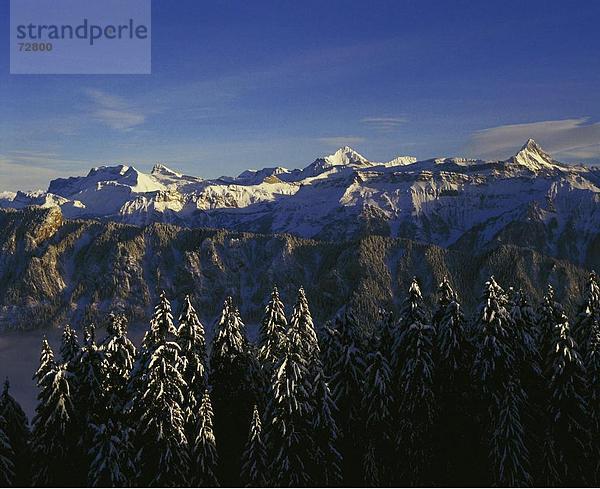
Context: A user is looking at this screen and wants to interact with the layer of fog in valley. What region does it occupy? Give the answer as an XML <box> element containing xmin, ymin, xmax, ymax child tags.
<box><xmin>0</xmin><ymin>326</ymin><xmax>145</xmax><ymax>418</ymax></box>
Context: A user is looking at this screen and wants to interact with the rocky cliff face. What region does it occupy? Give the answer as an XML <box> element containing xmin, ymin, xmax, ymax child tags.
<box><xmin>0</xmin><ymin>207</ymin><xmax>591</xmax><ymax>331</ymax></box>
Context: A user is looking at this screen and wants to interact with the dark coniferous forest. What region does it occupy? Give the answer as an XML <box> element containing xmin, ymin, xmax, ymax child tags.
<box><xmin>1</xmin><ymin>272</ymin><xmax>600</xmax><ymax>487</ymax></box>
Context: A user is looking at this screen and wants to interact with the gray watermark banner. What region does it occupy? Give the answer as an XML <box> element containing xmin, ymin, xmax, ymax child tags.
<box><xmin>10</xmin><ymin>0</ymin><xmax>151</xmax><ymax>74</ymax></box>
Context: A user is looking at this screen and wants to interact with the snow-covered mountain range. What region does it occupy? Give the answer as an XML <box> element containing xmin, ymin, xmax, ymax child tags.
<box><xmin>1</xmin><ymin>140</ymin><xmax>599</xmax><ymax>267</ymax></box>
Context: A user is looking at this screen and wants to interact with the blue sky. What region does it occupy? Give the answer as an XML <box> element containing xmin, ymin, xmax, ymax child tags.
<box><xmin>1</xmin><ymin>0</ymin><xmax>600</xmax><ymax>191</ymax></box>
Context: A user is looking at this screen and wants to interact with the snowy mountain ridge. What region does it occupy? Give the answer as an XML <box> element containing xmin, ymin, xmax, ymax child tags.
<box><xmin>1</xmin><ymin>140</ymin><xmax>598</xmax><ymax>267</ymax></box>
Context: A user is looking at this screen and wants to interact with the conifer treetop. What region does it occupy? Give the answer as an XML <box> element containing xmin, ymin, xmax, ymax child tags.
<box><xmin>587</xmin><ymin>271</ymin><xmax>599</xmax><ymax>296</ymax></box>
<box><xmin>198</xmin><ymin>390</ymin><xmax>215</xmax><ymax>433</ymax></box>
<box><xmin>586</xmin><ymin>319</ymin><xmax>600</xmax><ymax>360</ymax></box>
<box><xmin>149</xmin><ymin>290</ymin><xmax>177</xmax><ymax>343</ymax></box>
<box><xmin>34</xmin><ymin>338</ymin><xmax>56</xmax><ymax>384</ymax></box>
<box><xmin>211</xmin><ymin>296</ymin><xmax>247</xmax><ymax>359</ymax></box>
<box><xmin>60</xmin><ymin>324</ymin><xmax>79</xmax><ymax>364</ymax></box>
<box><xmin>194</xmin><ymin>389</ymin><xmax>219</xmax><ymax>486</ymax></box>
<box><xmin>241</xmin><ymin>404</ymin><xmax>268</xmax><ymax>487</ymax></box>
<box><xmin>83</xmin><ymin>324</ymin><xmax>96</xmax><ymax>346</ymax></box>
<box><xmin>178</xmin><ymin>295</ymin><xmax>206</xmax><ymax>345</ymax></box>
<box><xmin>409</xmin><ymin>276</ymin><xmax>423</xmax><ymax>300</ymax></box>
<box><xmin>289</xmin><ymin>286</ymin><xmax>319</xmax><ymax>356</ymax></box>
<box><xmin>248</xmin><ymin>404</ymin><xmax>262</xmax><ymax>439</ymax></box>
<box><xmin>106</xmin><ymin>313</ymin><xmax>127</xmax><ymax>338</ymax></box>
<box><xmin>176</xmin><ymin>294</ymin><xmax>207</xmax><ymax>424</ymax></box>
<box><xmin>258</xmin><ymin>285</ymin><xmax>288</xmax><ymax>364</ymax></box>
<box><xmin>396</xmin><ymin>277</ymin><xmax>430</xmax><ymax>339</ymax></box>
<box><xmin>437</xmin><ymin>277</ymin><xmax>457</xmax><ymax>307</ymax></box>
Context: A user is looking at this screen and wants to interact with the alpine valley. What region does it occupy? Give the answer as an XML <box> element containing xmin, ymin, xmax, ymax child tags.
<box><xmin>0</xmin><ymin>139</ymin><xmax>598</xmax><ymax>329</ymax></box>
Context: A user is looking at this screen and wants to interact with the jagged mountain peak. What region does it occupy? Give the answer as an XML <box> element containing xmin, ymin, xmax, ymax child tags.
<box><xmin>302</xmin><ymin>146</ymin><xmax>371</xmax><ymax>176</ymax></box>
<box><xmin>323</xmin><ymin>146</ymin><xmax>369</xmax><ymax>166</ymax></box>
<box><xmin>151</xmin><ymin>163</ymin><xmax>182</xmax><ymax>177</ymax></box>
<box><xmin>521</xmin><ymin>138</ymin><xmax>542</xmax><ymax>151</ymax></box>
<box><xmin>87</xmin><ymin>164</ymin><xmax>131</xmax><ymax>177</ymax></box>
<box><xmin>509</xmin><ymin>138</ymin><xmax>557</xmax><ymax>170</ymax></box>
<box><xmin>518</xmin><ymin>138</ymin><xmax>552</xmax><ymax>159</ymax></box>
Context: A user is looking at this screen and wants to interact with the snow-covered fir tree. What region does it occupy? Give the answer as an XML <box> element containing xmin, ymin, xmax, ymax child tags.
<box><xmin>434</xmin><ymin>278</ymin><xmax>471</xmax><ymax>376</ymax></box>
<box><xmin>0</xmin><ymin>380</ymin><xmax>30</xmax><ymax>487</ymax></box>
<box><xmin>60</xmin><ymin>324</ymin><xmax>79</xmax><ymax>368</ymax></box>
<box><xmin>257</xmin><ymin>286</ymin><xmax>288</xmax><ymax>403</ymax></box>
<box><xmin>74</xmin><ymin>325</ymin><xmax>106</xmax><ymax>422</ymax></box>
<box><xmin>88</xmin><ymin>420</ymin><xmax>136</xmax><ymax>487</ymax></box>
<box><xmin>393</xmin><ymin>277</ymin><xmax>437</xmax><ymax>485</ymax></box>
<box><xmin>135</xmin><ymin>292</ymin><xmax>189</xmax><ymax>486</ymax></box>
<box><xmin>193</xmin><ymin>390</ymin><xmax>219</xmax><ymax>487</ymax></box>
<box><xmin>34</xmin><ymin>338</ymin><xmax>55</xmax><ymax>393</ymax></box>
<box><xmin>85</xmin><ymin>314</ymin><xmax>137</xmax><ymax>486</ymax></box>
<box><xmin>328</xmin><ymin>307</ymin><xmax>365</xmax><ymax>483</ymax></box>
<box><xmin>375</xmin><ymin>308</ymin><xmax>395</xmax><ymax>365</ymax></box>
<box><xmin>16</xmin><ymin>275</ymin><xmax>600</xmax><ymax>487</ymax></box>
<box><xmin>176</xmin><ymin>295</ymin><xmax>207</xmax><ymax>435</ymax></box>
<box><xmin>432</xmin><ymin>278</ymin><xmax>477</xmax><ymax>485</ymax></box>
<box><xmin>510</xmin><ymin>289</ymin><xmax>545</xmax><ymax>482</ymax></box>
<box><xmin>101</xmin><ymin>313</ymin><xmax>136</xmax><ymax>416</ymax></box>
<box><xmin>319</xmin><ymin>321</ymin><xmax>339</xmax><ymax>378</ymax></box>
<box><xmin>537</xmin><ymin>285</ymin><xmax>565</xmax><ymax>361</ymax></box>
<box><xmin>311</xmin><ymin>369</ymin><xmax>342</xmax><ymax>486</ymax></box>
<box><xmin>240</xmin><ymin>405</ymin><xmax>268</xmax><ymax>487</ymax></box>
<box><xmin>472</xmin><ymin>277</ymin><xmax>516</xmax><ymax>395</ymax></box>
<box><xmin>126</xmin><ymin>331</ymin><xmax>153</xmax><ymax>429</ymax></box>
<box><xmin>574</xmin><ymin>271</ymin><xmax>600</xmax><ymax>358</ymax></box>
<box><xmin>268</xmin><ymin>326</ymin><xmax>314</xmax><ymax>486</ymax></box>
<box><xmin>489</xmin><ymin>379</ymin><xmax>531</xmax><ymax>486</ymax></box>
<box><xmin>544</xmin><ymin>314</ymin><xmax>590</xmax><ymax>485</ymax></box>
<box><xmin>72</xmin><ymin>324</ymin><xmax>107</xmax><ymax>483</ymax></box>
<box><xmin>31</xmin><ymin>355</ymin><xmax>77</xmax><ymax>487</ymax></box>
<box><xmin>209</xmin><ymin>296</ymin><xmax>256</xmax><ymax>485</ymax></box>
<box><xmin>510</xmin><ymin>289</ymin><xmax>540</xmax><ymax>367</ymax></box>
<box><xmin>362</xmin><ymin>351</ymin><xmax>393</xmax><ymax>486</ymax></box>
<box><xmin>472</xmin><ymin>277</ymin><xmax>530</xmax><ymax>486</ymax></box>
<box><xmin>0</xmin><ymin>415</ymin><xmax>14</xmax><ymax>487</ymax></box>
<box><xmin>258</xmin><ymin>286</ymin><xmax>287</xmax><ymax>367</ymax></box>
<box><xmin>510</xmin><ymin>289</ymin><xmax>542</xmax><ymax>393</ymax></box>
<box><xmin>391</xmin><ymin>277</ymin><xmax>430</xmax><ymax>375</ymax></box>
<box><xmin>288</xmin><ymin>287</ymin><xmax>320</xmax><ymax>368</ymax></box>
<box><xmin>585</xmin><ymin>318</ymin><xmax>600</xmax><ymax>485</ymax></box>
<box><xmin>247</xmin><ymin>341</ymin><xmax>265</xmax><ymax>410</ymax></box>
<box><xmin>127</xmin><ymin>292</ymin><xmax>179</xmax><ymax>423</ymax></box>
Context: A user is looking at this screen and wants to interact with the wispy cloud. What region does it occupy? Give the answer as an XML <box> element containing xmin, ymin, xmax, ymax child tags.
<box><xmin>0</xmin><ymin>154</ymin><xmax>73</xmax><ymax>192</ymax></box>
<box><xmin>86</xmin><ymin>89</ymin><xmax>147</xmax><ymax>132</ymax></box>
<box><xmin>468</xmin><ymin>118</ymin><xmax>600</xmax><ymax>162</ymax></box>
<box><xmin>1</xmin><ymin>150</ymin><xmax>83</xmax><ymax>169</ymax></box>
<box><xmin>361</xmin><ymin>116</ymin><xmax>407</xmax><ymax>132</ymax></box>
<box><xmin>317</xmin><ymin>136</ymin><xmax>366</xmax><ymax>147</ymax></box>
<box><xmin>72</xmin><ymin>40</ymin><xmax>412</xmax><ymax>137</ymax></box>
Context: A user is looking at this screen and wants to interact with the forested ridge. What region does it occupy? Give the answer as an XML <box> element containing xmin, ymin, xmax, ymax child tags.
<box><xmin>0</xmin><ymin>207</ymin><xmax>594</xmax><ymax>332</ymax></box>
<box><xmin>1</xmin><ymin>272</ymin><xmax>600</xmax><ymax>487</ymax></box>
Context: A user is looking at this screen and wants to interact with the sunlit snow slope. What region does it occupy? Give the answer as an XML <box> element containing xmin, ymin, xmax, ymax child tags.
<box><xmin>1</xmin><ymin>141</ymin><xmax>599</xmax><ymax>264</ymax></box>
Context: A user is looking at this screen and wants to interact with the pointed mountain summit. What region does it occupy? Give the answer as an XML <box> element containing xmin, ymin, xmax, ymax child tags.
<box><xmin>303</xmin><ymin>146</ymin><xmax>371</xmax><ymax>177</ymax></box>
<box><xmin>507</xmin><ymin>138</ymin><xmax>558</xmax><ymax>171</ymax></box>
<box><xmin>323</xmin><ymin>146</ymin><xmax>369</xmax><ymax>166</ymax></box>
<box><xmin>151</xmin><ymin>163</ymin><xmax>182</xmax><ymax>178</ymax></box>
